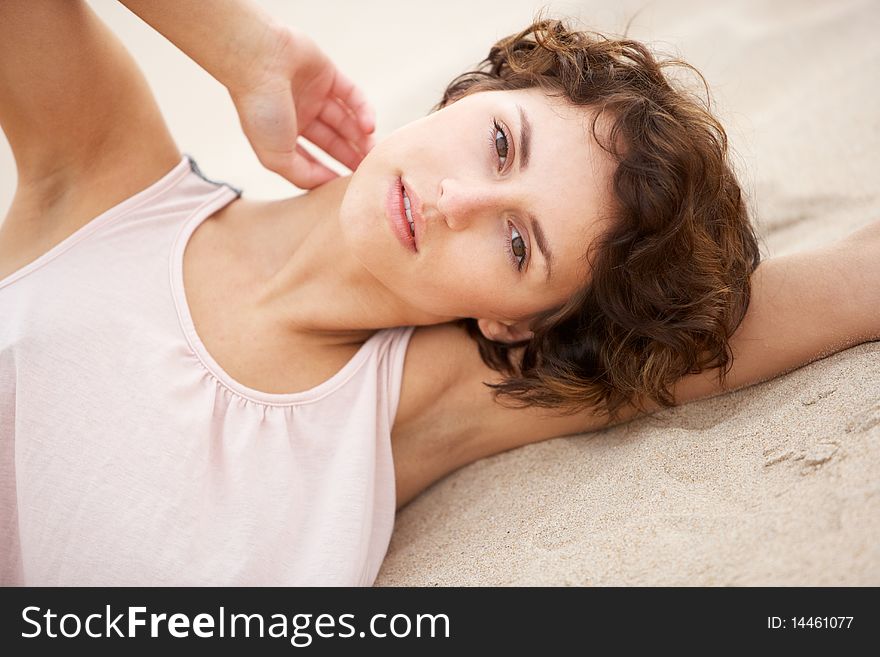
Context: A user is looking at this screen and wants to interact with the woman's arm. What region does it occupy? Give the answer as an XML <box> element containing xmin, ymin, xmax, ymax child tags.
<box><xmin>0</xmin><ymin>0</ymin><xmax>178</xmax><ymax>192</ymax></box>
<box><xmin>394</xmin><ymin>222</ymin><xmax>879</xmax><ymax>507</ymax></box>
<box><xmin>665</xmin><ymin>221</ymin><xmax>879</xmax><ymax>409</ymax></box>
<box><xmin>117</xmin><ymin>0</ymin><xmax>280</xmax><ymax>95</ymax></box>
<box><xmin>0</xmin><ymin>0</ymin><xmax>179</xmax><ymax>278</ymax></box>
<box><xmin>118</xmin><ymin>0</ymin><xmax>376</xmax><ymax>188</ymax></box>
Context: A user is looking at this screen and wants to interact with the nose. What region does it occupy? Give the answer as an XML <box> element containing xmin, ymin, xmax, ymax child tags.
<box><xmin>436</xmin><ymin>178</ymin><xmax>509</xmax><ymax>231</ymax></box>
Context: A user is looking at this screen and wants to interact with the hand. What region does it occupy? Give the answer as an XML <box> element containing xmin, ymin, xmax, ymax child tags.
<box><xmin>229</xmin><ymin>26</ymin><xmax>376</xmax><ymax>189</ymax></box>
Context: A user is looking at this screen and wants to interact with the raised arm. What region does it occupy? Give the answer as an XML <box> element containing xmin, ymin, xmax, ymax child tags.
<box><xmin>0</xmin><ymin>0</ymin><xmax>181</xmax><ymax>279</ymax></box>
<box><xmin>0</xmin><ymin>0</ymin><xmax>179</xmax><ymax>198</ymax></box>
<box><xmin>119</xmin><ymin>0</ymin><xmax>376</xmax><ymax>188</ymax></box>
<box><xmin>394</xmin><ymin>222</ymin><xmax>879</xmax><ymax>507</ymax></box>
<box><xmin>117</xmin><ymin>0</ymin><xmax>282</xmax><ymax>96</ymax></box>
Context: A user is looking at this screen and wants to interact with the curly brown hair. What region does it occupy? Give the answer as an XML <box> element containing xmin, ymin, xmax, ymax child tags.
<box><xmin>434</xmin><ymin>15</ymin><xmax>763</xmax><ymax>423</ymax></box>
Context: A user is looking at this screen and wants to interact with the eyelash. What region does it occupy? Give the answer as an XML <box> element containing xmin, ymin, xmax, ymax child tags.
<box><xmin>488</xmin><ymin>119</ymin><xmax>511</xmax><ymax>172</ymax></box>
<box><xmin>488</xmin><ymin>118</ymin><xmax>529</xmax><ymax>272</ymax></box>
<box><xmin>505</xmin><ymin>221</ymin><xmax>528</xmax><ymax>272</ymax></box>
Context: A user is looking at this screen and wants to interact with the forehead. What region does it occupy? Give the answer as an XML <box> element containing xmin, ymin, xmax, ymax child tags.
<box><xmin>479</xmin><ymin>88</ymin><xmax>617</xmax><ymax>288</ymax></box>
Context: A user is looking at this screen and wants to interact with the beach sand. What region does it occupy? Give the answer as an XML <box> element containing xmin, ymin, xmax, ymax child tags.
<box><xmin>1</xmin><ymin>0</ymin><xmax>877</xmax><ymax>585</ymax></box>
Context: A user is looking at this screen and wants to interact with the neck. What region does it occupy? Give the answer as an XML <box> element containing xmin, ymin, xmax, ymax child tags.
<box><xmin>253</xmin><ymin>175</ymin><xmax>453</xmax><ymax>346</ymax></box>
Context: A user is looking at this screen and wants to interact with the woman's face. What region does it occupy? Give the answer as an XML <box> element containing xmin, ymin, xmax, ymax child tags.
<box><xmin>339</xmin><ymin>87</ymin><xmax>616</xmax><ymax>340</ymax></box>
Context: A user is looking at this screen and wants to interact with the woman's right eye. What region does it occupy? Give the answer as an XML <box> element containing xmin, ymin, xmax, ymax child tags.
<box><xmin>488</xmin><ymin>119</ymin><xmax>510</xmax><ymax>171</ymax></box>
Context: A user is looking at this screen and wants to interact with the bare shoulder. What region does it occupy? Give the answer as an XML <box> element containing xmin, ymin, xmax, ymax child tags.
<box><xmin>393</xmin><ymin>322</ymin><xmax>478</xmax><ymax>441</ymax></box>
<box><xmin>391</xmin><ymin>322</ymin><xmax>628</xmax><ymax>507</ymax></box>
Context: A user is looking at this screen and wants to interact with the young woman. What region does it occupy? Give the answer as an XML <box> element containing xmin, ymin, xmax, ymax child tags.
<box><xmin>1</xmin><ymin>1</ymin><xmax>877</xmax><ymax>586</ymax></box>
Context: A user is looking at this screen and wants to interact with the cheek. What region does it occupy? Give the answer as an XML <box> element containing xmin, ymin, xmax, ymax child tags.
<box><xmin>409</xmin><ymin>256</ymin><xmax>504</xmax><ymax>317</ymax></box>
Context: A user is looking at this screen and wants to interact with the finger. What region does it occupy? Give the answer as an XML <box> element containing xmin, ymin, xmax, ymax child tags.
<box><xmin>282</xmin><ymin>140</ymin><xmax>339</xmax><ymax>189</ymax></box>
<box><xmin>317</xmin><ymin>99</ymin><xmax>373</xmax><ymax>155</ymax></box>
<box><xmin>330</xmin><ymin>69</ymin><xmax>376</xmax><ymax>134</ymax></box>
<box><xmin>302</xmin><ymin>119</ymin><xmax>368</xmax><ymax>171</ymax></box>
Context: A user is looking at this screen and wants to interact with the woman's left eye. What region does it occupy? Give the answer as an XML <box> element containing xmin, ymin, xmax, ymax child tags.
<box><xmin>506</xmin><ymin>222</ymin><xmax>528</xmax><ymax>272</ymax></box>
<box><xmin>489</xmin><ymin>119</ymin><xmax>510</xmax><ymax>171</ymax></box>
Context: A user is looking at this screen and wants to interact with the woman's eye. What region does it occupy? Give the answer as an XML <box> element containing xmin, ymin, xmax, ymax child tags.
<box><xmin>508</xmin><ymin>223</ymin><xmax>528</xmax><ymax>271</ymax></box>
<box><xmin>511</xmin><ymin>228</ymin><xmax>526</xmax><ymax>259</ymax></box>
<box><xmin>490</xmin><ymin>120</ymin><xmax>510</xmax><ymax>170</ymax></box>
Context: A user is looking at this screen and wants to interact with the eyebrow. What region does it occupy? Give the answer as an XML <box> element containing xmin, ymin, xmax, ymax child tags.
<box><xmin>528</xmin><ymin>213</ymin><xmax>553</xmax><ymax>282</ymax></box>
<box><xmin>516</xmin><ymin>104</ymin><xmax>553</xmax><ymax>282</ymax></box>
<box><xmin>517</xmin><ymin>103</ymin><xmax>532</xmax><ymax>171</ymax></box>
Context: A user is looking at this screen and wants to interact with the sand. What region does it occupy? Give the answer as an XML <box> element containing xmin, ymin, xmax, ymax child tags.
<box><xmin>1</xmin><ymin>0</ymin><xmax>877</xmax><ymax>585</ymax></box>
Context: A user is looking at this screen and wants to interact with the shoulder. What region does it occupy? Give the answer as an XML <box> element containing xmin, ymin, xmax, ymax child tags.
<box><xmin>391</xmin><ymin>322</ymin><xmax>622</xmax><ymax>507</ymax></box>
<box><xmin>391</xmin><ymin>322</ymin><xmax>480</xmax><ymax>507</ymax></box>
<box><xmin>394</xmin><ymin>322</ymin><xmax>475</xmax><ymax>445</ymax></box>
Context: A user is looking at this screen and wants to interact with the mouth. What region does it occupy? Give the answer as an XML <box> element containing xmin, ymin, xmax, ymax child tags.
<box><xmin>402</xmin><ymin>187</ymin><xmax>415</xmax><ymax>237</ymax></box>
<box><xmin>386</xmin><ymin>176</ymin><xmax>418</xmax><ymax>253</ymax></box>
<box><xmin>401</xmin><ymin>177</ymin><xmax>423</xmax><ymax>248</ymax></box>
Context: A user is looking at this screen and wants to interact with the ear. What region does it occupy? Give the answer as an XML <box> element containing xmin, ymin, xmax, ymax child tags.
<box><xmin>476</xmin><ymin>318</ymin><xmax>534</xmax><ymax>344</ymax></box>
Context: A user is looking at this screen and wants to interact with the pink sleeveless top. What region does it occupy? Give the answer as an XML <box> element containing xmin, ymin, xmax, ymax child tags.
<box><xmin>0</xmin><ymin>155</ymin><xmax>414</xmax><ymax>586</ymax></box>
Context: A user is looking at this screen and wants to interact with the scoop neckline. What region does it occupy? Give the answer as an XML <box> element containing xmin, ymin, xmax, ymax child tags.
<box><xmin>169</xmin><ymin>176</ymin><xmax>384</xmax><ymax>407</ymax></box>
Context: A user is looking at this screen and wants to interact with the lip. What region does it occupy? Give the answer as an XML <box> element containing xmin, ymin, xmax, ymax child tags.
<box><xmin>400</xmin><ymin>176</ymin><xmax>424</xmax><ymax>248</ymax></box>
<box><xmin>386</xmin><ymin>176</ymin><xmax>417</xmax><ymax>253</ymax></box>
